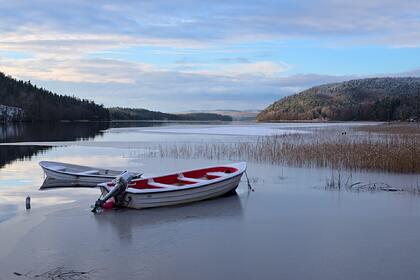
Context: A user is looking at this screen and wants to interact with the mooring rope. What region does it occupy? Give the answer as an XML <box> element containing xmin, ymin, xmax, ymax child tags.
<box><xmin>244</xmin><ymin>170</ymin><xmax>255</xmax><ymax>192</ymax></box>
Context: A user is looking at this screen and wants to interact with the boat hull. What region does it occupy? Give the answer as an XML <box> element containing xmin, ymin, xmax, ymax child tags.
<box><xmin>98</xmin><ymin>163</ymin><xmax>246</xmax><ymax>209</ymax></box>
<box><xmin>42</xmin><ymin>167</ymin><xmax>116</xmax><ymax>186</ymax></box>
<box><xmin>39</xmin><ymin>161</ymin><xmax>133</xmax><ymax>187</ymax></box>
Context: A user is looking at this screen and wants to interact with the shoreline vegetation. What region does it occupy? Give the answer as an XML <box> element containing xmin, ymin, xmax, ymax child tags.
<box><xmin>0</xmin><ymin>73</ymin><xmax>109</xmax><ymax>122</ymax></box>
<box><xmin>108</xmin><ymin>107</ymin><xmax>232</xmax><ymax>121</ymax></box>
<box><xmin>154</xmin><ymin>123</ymin><xmax>419</xmax><ymax>174</ymax></box>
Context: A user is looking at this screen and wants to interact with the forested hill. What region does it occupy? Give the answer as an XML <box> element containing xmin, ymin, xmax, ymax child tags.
<box><xmin>257</xmin><ymin>77</ymin><xmax>420</xmax><ymax>122</ymax></box>
<box><xmin>0</xmin><ymin>72</ymin><xmax>232</xmax><ymax>122</ymax></box>
<box><xmin>109</xmin><ymin>107</ymin><xmax>233</xmax><ymax>121</ymax></box>
<box><xmin>0</xmin><ymin>72</ymin><xmax>109</xmax><ymax>121</ymax></box>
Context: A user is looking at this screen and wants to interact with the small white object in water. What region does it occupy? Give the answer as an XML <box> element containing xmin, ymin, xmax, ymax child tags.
<box><xmin>26</xmin><ymin>195</ymin><xmax>31</xmax><ymax>209</ymax></box>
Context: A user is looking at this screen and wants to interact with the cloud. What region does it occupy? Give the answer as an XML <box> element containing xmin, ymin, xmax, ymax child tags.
<box><xmin>182</xmin><ymin>61</ymin><xmax>290</xmax><ymax>77</ymax></box>
<box><xmin>4</xmin><ymin>54</ymin><xmax>417</xmax><ymax>113</ymax></box>
<box><xmin>1</xmin><ymin>51</ymin><xmax>417</xmax><ymax>113</ymax></box>
<box><xmin>0</xmin><ymin>0</ymin><xmax>419</xmax><ymax>47</ymax></box>
<box><xmin>0</xmin><ymin>26</ymin><xmax>208</xmax><ymax>60</ymax></box>
<box><xmin>0</xmin><ymin>57</ymin><xmax>154</xmax><ymax>83</ymax></box>
<box><xmin>216</xmin><ymin>57</ymin><xmax>250</xmax><ymax>63</ymax></box>
<box><xmin>0</xmin><ymin>1</ymin><xmax>419</xmax><ymax>112</ymax></box>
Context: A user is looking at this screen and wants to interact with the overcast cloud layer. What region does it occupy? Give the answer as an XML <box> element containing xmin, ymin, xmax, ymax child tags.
<box><xmin>0</xmin><ymin>0</ymin><xmax>419</xmax><ymax>111</ymax></box>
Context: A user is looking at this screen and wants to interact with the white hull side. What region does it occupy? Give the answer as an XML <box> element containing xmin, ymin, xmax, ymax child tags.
<box><xmin>43</xmin><ymin>168</ymin><xmax>115</xmax><ymax>186</ymax></box>
<box><xmin>100</xmin><ymin>174</ymin><xmax>242</xmax><ymax>209</ymax></box>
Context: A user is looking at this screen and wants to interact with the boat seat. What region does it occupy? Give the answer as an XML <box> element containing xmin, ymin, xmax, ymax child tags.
<box><xmin>76</xmin><ymin>170</ymin><xmax>100</xmax><ymax>175</ymax></box>
<box><xmin>147</xmin><ymin>179</ymin><xmax>172</xmax><ymax>188</ymax></box>
<box><xmin>206</xmin><ymin>172</ymin><xmax>228</xmax><ymax>177</ymax></box>
<box><xmin>177</xmin><ymin>174</ymin><xmax>207</xmax><ymax>183</ymax></box>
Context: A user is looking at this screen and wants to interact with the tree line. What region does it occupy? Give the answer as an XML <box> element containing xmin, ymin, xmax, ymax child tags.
<box><xmin>109</xmin><ymin>107</ymin><xmax>232</xmax><ymax>121</ymax></box>
<box><xmin>0</xmin><ymin>72</ymin><xmax>110</xmax><ymax>122</ymax></box>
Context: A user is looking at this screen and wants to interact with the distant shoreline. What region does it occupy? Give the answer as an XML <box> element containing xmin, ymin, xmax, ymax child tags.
<box><xmin>257</xmin><ymin>119</ymin><xmax>384</xmax><ymax>123</ymax></box>
<box><xmin>108</xmin><ymin>119</ymin><xmax>234</xmax><ymax>123</ymax></box>
<box><xmin>3</xmin><ymin>119</ymin><xmax>418</xmax><ymax>125</ymax></box>
<box><xmin>0</xmin><ymin>119</ymin><xmax>236</xmax><ymax>124</ymax></box>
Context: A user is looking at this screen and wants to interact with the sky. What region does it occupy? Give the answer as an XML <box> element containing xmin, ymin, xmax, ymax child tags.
<box><xmin>0</xmin><ymin>0</ymin><xmax>419</xmax><ymax>112</ymax></box>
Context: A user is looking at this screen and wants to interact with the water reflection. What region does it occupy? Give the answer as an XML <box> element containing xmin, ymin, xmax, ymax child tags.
<box><xmin>0</xmin><ymin>145</ymin><xmax>51</xmax><ymax>169</ymax></box>
<box><xmin>0</xmin><ymin>122</ymin><xmax>110</xmax><ymax>169</ymax></box>
<box><xmin>39</xmin><ymin>177</ymin><xmax>97</xmax><ymax>189</ymax></box>
<box><xmin>93</xmin><ymin>193</ymin><xmax>243</xmax><ymax>243</ymax></box>
<box><xmin>0</xmin><ymin>122</ymin><xmax>110</xmax><ymax>143</ymax></box>
<box><xmin>0</xmin><ymin>121</ymin><xmax>192</xmax><ymax>170</ymax></box>
<box><xmin>108</xmin><ymin>121</ymin><xmax>166</xmax><ymax>128</ymax></box>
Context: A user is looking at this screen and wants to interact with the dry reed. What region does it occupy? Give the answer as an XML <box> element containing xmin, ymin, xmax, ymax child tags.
<box><xmin>356</xmin><ymin>122</ymin><xmax>420</xmax><ymax>135</ymax></box>
<box><xmin>156</xmin><ymin>127</ymin><xmax>419</xmax><ymax>173</ymax></box>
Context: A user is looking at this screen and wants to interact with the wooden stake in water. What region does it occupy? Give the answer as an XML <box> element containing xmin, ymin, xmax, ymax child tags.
<box><xmin>26</xmin><ymin>195</ymin><xmax>31</xmax><ymax>209</ymax></box>
<box><xmin>245</xmin><ymin>171</ymin><xmax>255</xmax><ymax>192</ymax></box>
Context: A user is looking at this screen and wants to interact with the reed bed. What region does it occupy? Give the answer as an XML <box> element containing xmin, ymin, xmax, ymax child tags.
<box><xmin>356</xmin><ymin>122</ymin><xmax>420</xmax><ymax>135</ymax></box>
<box><xmin>156</xmin><ymin>128</ymin><xmax>419</xmax><ymax>173</ymax></box>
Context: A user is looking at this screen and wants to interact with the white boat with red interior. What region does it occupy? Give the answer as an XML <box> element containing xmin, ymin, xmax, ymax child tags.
<box><xmin>96</xmin><ymin>162</ymin><xmax>246</xmax><ymax>210</ymax></box>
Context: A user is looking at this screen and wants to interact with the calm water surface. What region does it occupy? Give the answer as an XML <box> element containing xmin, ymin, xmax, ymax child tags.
<box><xmin>0</xmin><ymin>122</ymin><xmax>419</xmax><ymax>280</ymax></box>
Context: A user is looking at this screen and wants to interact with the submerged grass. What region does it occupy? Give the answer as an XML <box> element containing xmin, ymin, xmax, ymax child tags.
<box><xmin>155</xmin><ymin>125</ymin><xmax>419</xmax><ymax>173</ymax></box>
<box><xmin>324</xmin><ymin>169</ymin><xmax>403</xmax><ymax>192</ymax></box>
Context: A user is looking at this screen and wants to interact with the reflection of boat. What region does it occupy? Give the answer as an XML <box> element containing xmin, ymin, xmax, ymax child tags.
<box><xmin>93</xmin><ymin>193</ymin><xmax>244</xmax><ymax>240</ymax></box>
<box><xmin>39</xmin><ymin>177</ymin><xmax>96</xmax><ymax>189</ymax></box>
<box><xmin>40</xmin><ymin>177</ymin><xmax>77</xmax><ymax>189</ymax></box>
<box><xmin>39</xmin><ymin>161</ymin><xmax>139</xmax><ymax>187</ymax></box>
<box><xmin>96</xmin><ymin>162</ymin><xmax>246</xmax><ymax>209</ymax></box>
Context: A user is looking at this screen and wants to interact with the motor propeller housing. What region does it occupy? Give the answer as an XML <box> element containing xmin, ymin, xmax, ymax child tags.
<box><xmin>91</xmin><ymin>171</ymin><xmax>136</xmax><ymax>213</ymax></box>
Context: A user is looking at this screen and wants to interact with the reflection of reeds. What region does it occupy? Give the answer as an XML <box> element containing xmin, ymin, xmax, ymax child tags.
<box><xmin>156</xmin><ymin>129</ymin><xmax>419</xmax><ymax>173</ymax></box>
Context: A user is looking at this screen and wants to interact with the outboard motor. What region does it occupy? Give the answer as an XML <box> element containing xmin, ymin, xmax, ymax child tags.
<box><xmin>91</xmin><ymin>171</ymin><xmax>135</xmax><ymax>213</ymax></box>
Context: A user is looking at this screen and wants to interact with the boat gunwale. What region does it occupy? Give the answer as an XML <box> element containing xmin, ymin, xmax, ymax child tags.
<box><xmin>126</xmin><ymin>175</ymin><xmax>241</xmax><ymax>199</ymax></box>
<box><xmin>39</xmin><ymin>161</ymin><xmax>122</xmax><ymax>179</ymax></box>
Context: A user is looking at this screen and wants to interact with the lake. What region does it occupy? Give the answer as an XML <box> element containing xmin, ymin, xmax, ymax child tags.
<box><xmin>0</xmin><ymin>121</ymin><xmax>419</xmax><ymax>280</ymax></box>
